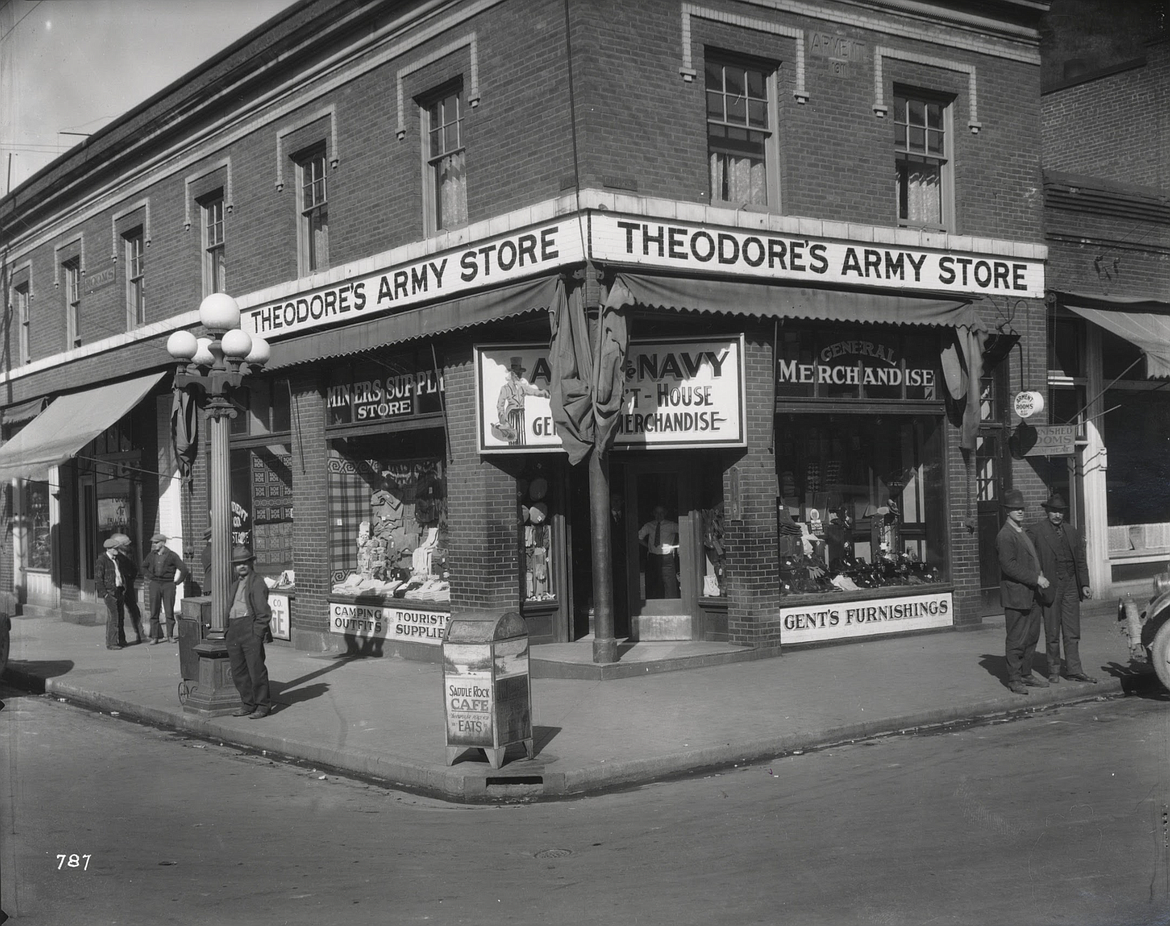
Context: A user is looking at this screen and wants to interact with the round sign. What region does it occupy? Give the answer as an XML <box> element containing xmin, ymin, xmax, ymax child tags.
<box><xmin>1013</xmin><ymin>391</ymin><xmax>1045</xmax><ymax>419</ymax></box>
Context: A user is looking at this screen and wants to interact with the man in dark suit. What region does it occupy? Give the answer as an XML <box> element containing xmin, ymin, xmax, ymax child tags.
<box><xmin>96</xmin><ymin>537</ymin><xmax>130</xmax><ymax>650</ymax></box>
<box><xmin>225</xmin><ymin>545</ymin><xmax>273</xmax><ymax>719</ymax></box>
<box><xmin>1028</xmin><ymin>493</ymin><xmax>1096</xmax><ymax>683</ymax></box>
<box><xmin>996</xmin><ymin>489</ymin><xmax>1051</xmax><ymax>695</ymax></box>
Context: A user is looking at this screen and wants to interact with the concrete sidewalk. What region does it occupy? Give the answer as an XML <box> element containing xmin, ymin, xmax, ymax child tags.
<box><xmin>1</xmin><ymin>601</ymin><xmax>1154</xmax><ymax>802</ymax></box>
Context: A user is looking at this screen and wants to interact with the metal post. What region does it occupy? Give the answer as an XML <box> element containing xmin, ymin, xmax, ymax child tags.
<box><xmin>590</xmin><ymin>448</ymin><xmax>617</xmax><ymax>664</ymax></box>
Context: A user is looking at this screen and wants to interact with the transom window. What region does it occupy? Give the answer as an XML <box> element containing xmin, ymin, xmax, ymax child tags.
<box><xmin>201</xmin><ymin>191</ymin><xmax>226</xmax><ymax>296</ymax></box>
<box><xmin>706</xmin><ymin>56</ymin><xmax>774</xmax><ymax>207</ymax></box>
<box><xmin>424</xmin><ymin>86</ymin><xmax>467</xmax><ymax>233</ymax></box>
<box><xmin>124</xmin><ymin>227</ymin><xmax>145</xmax><ymax>328</ymax></box>
<box><xmin>63</xmin><ymin>257</ymin><xmax>81</xmax><ymax>349</ymax></box>
<box><xmin>894</xmin><ymin>92</ymin><xmax>951</xmax><ymax>230</ymax></box>
<box><xmin>296</xmin><ymin>147</ymin><xmax>329</xmax><ymax>273</ymax></box>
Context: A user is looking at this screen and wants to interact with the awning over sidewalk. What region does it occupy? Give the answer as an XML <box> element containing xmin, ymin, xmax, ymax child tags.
<box><xmin>605</xmin><ymin>272</ymin><xmax>978</xmax><ymax>329</ymax></box>
<box><xmin>265</xmin><ymin>274</ymin><xmax>561</xmax><ymax>371</ymax></box>
<box><xmin>1060</xmin><ymin>292</ymin><xmax>1170</xmax><ymax>378</ymax></box>
<box><xmin>0</xmin><ymin>371</ymin><xmax>165</xmax><ymax>483</ymax></box>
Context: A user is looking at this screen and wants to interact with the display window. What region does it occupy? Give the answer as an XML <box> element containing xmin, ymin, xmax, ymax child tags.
<box><xmin>775</xmin><ymin>413</ymin><xmax>947</xmax><ymax>595</ymax></box>
<box><xmin>697</xmin><ymin>467</ymin><xmax>726</xmax><ymax>598</ymax></box>
<box><xmin>1103</xmin><ymin>387</ymin><xmax>1170</xmax><ymax>555</ymax></box>
<box><xmin>230</xmin><ymin>444</ymin><xmax>294</xmax><ymax>583</ymax></box>
<box><xmin>328</xmin><ymin>431</ymin><xmax>448</xmax><ymax>603</ymax></box>
<box><xmin>517</xmin><ymin>460</ymin><xmax>557</xmax><ymax>604</ymax></box>
<box><xmin>25</xmin><ymin>481</ymin><xmax>51</xmax><ymax>571</ymax></box>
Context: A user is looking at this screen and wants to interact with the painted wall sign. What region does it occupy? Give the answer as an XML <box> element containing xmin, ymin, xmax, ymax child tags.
<box><xmin>1023</xmin><ymin>424</ymin><xmax>1078</xmax><ymax>457</ymax></box>
<box><xmin>327</xmin><ymin>366</ymin><xmax>444</xmax><ymax>425</ymax></box>
<box><xmin>443</xmin><ymin>643</ymin><xmax>495</xmax><ymax>744</ymax></box>
<box><xmin>241</xmin><ymin>220</ymin><xmax>582</xmax><ymax>339</ymax></box>
<box><xmin>780</xmin><ymin>591</ymin><xmax>953</xmax><ymax>644</ymax></box>
<box><xmin>777</xmin><ymin>338</ymin><xmax>936</xmax><ymax>392</ymax></box>
<box><xmin>269</xmin><ymin>593</ymin><xmax>291</xmax><ymax>641</ymax></box>
<box><xmin>328</xmin><ymin>601</ymin><xmax>449</xmax><ymax>644</ymax></box>
<box><xmin>476</xmin><ymin>335</ymin><xmax>746</xmax><ymax>453</ymax></box>
<box><xmin>85</xmin><ymin>266</ymin><xmax>115</xmax><ymax>295</ymax></box>
<box><xmin>590</xmin><ymin>213</ymin><xmax>1045</xmax><ymax>297</ymax></box>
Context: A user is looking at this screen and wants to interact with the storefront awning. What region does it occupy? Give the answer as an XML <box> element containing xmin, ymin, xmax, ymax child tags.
<box><xmin>605</xmin><ymin>273</ymin><xmax>978</xmax><ymax>329</ymax></box>
<box><xmin>0</xmin><ymin>372</ymin><xmax>165</xmax><ymax>483</ymax></box>
<box><xmin>265</xmin><ymin>274</ymin><xmax>561</xmax><ymax>371</ymax></box>
<box><xmin>1060</xmin><ymin>292</ymin><xmax>1170</xmax><ymax>379</ymax></box>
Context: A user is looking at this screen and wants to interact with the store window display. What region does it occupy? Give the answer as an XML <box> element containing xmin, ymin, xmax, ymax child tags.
<box><xmin>775</xmin><ymin>413</ymin><xmax>946</xmax><ymax>595</ymax></box>
<box><xmin>328</xmin><ymin>436</ymin><xmax>449</xmax><ymax>603</ymax></box>
<box><xmin>518</xmin><ymin>464</ymin><xmax>556</xmax><ymax>603</ymax></box>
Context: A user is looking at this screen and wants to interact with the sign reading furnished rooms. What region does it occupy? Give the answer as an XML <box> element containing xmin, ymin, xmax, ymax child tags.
<box><xmin>476</xmin><ymin>335</ymin><xmax>746</xmax><ymax>453</ymax></box>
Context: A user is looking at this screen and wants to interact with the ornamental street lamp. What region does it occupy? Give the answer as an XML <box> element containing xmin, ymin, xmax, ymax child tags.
<box><xmin>167</xmin><ymin>293</ymin><xmax>269</xmax><ymax>715</ymax></box>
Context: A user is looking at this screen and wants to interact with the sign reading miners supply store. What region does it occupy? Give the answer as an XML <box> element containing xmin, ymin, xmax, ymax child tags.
<box><xmin>590</xmin><ymin>213</ymin><xmax>1045</xmax><ymax>297</ymax></box>
<box><xmin>476</xmin><ymin>335</ymin><xmax>746</xmax><ymax>453</ymax></box>
<box><xmin>326</xmin><ymin>354</ymin><xmax>444</xmax><ymax>426</ymax></box>
<box><xmin>240</xmin><ymin>219</ymin><xmax>583</xmax><ymax>339</ymax></box>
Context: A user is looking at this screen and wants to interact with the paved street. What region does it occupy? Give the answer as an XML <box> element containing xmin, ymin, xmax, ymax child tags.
<box><xmin>2</xmin><ymin>684</ymin><xmax>1167</xmax><ymax>926</ymax></box>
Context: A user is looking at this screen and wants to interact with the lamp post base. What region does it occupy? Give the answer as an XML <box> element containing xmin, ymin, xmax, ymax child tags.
<box><xmin>181</xmin><ymin>637</ymin><xmax>241</xmax><ymax>716</ymax></box>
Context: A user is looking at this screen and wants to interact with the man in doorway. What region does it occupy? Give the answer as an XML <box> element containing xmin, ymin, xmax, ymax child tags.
<box><xmin>141</xmin><ymin>533</ymin><xmax>193</xmax><ymax>644</ymax></box>
<box><xmin>995</xmin><ymin>489</ymin><xmax>1050</xmax><ymax>695</ymax></box>
<box><xmin>638</xmin><ymin>505</ymin><xmax>680</xmax><ymax>599</ymax></box>
<box><xmin>1028</xmin><ymin>493</ymin><xmax>1095</xmax><ymax>683</ymax></box>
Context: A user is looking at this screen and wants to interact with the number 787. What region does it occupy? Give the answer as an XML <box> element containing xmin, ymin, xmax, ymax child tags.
<box><xmin>57</xmin><ymin>854</ymin><xmax>91</xmax><ymax>870</ymax></box>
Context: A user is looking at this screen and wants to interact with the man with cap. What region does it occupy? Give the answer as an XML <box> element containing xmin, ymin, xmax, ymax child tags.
<box><xmin>1028</xmin><ymin>493</ymin><xmax>1095</xmax><ymax>683</ymax></box>
<box><xmin>141</xmin><ymin>533</ymin><xmax>193</xmax><ymax>644</ymax></box>
<box><xmin>225</xmin><ymin>545</ymin><xmax>272</xmax><ymax>719</ymax></box>
<box><xmin>111</xmin><ymin>533</ymin><xmax>145</xmax><ymax>645</ymax></box>
<box><xmin>996</xmin><ymin>489</ymin><xmax>1051</xmax><ymax>695</ymax></box>
<box><xmin>96</xmin><ymin>536</ymin><xmax>132</xmax><ymax>649</ymax></box>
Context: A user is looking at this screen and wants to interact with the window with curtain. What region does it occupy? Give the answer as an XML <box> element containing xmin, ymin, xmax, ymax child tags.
<box><xmin>706</xmin><ymin>56</ymin><xmax>774</xmax><ymax>207</ymax></box>
<box><xmin>894</xmin><ymin>92</ymin><xmax>951</xmax><ymax>230</ymax></box>
<box><xmin>424</xmin><ymin>85</ymin><xmax>467</xmax><ymax>233</ymax></box>
<box><xmin>295</xmin><ymin>146</ymin><xmax>329</xmax><ymax>273</ymax></box>
<box><xmin>123</xmin><ymin>227</ymin><xmax>145</xmax><ymax>328</ymax></box>
<box><xmin>200</xmin><ymin>191</ymin><xmax>226</xmax><ymax>296</ymax></box>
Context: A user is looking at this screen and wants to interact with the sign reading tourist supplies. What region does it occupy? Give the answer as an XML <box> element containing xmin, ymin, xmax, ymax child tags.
<box><xmin>780</xmin><ymin>591</ymin><xmax>953</xmax><ymax>644</ymax></box>
<box><xmin>328</xmin><ymin>601</ymin><xmax>450</xmax><ymax>644</ymax></box>
<box><xmin>476</xmin><ymin>335</ymin><xmax>746</xmax><ymax>453</ymax></box>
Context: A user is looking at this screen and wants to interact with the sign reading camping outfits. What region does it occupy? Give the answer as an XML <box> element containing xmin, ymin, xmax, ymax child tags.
<box><xmin>240</xmin><ymin>220</ymin><xmax>581</xmax><ymax>339</ymax></box>
<box><xmin>476</xmin><ymin>336</ymin><xmax>746</xmax><ymax>453</ymax></box>
<box><xmin>590</xmin><ymin>213</ymin><xmax>1045</xmax><ymax>298</ymax></box>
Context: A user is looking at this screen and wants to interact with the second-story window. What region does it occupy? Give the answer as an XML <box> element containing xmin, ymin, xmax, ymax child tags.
<box><xmin>706</xmin><ymin>56</ymin><xmax>776</xmax><ymax>207</ymax></box>
<box><xmin>124</xmin><ymin>227</ymin><xmax>145</xmax><ymax>328</ymax></box>
<box><xmin>13</xmin><ymin>282</ymin><xmax>30</xmax><ymax>365</ymax></box>
<box><xmin>296</xmin><ymin>147</ymin><xmax>329</xmax><ymax>274</ymax></box>
<box><xmin>423</xmin><ymin>85</ymin><xmax>467</xmax><ymax>233</ymax></box>
<box><xmin>63</xmin><ymin>258</ymin><xmax>81</xmax><ymax>349</ymax></box>
<box><xmin>201</xmin><ymin>191</ymin><xmax>226</xmax><ymax>296</ymax></box>
<box><xmin>894</xmin><ymin>92</ymin><xmax>952</xmax><ymax>231</ymax></box>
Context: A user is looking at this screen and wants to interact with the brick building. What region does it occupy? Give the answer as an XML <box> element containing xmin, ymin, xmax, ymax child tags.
<box><xmin>0</xmin><ymin>0</ymin><xmax>1053</xmax><ymax>663</ymax></box>
<box><xmin>1041</xmin><ymin>30</ymin><xmax>1170</xmax><ymax>599</ymax></box>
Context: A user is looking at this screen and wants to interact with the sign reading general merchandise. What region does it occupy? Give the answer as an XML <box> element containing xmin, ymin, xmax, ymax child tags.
<box><xmin>780</xmin><ymin>591</ymin><xmax>953</xmax><ymax>644</ymax></box>
<box><xmin>241</xmin><ymin>220</ymin><xmax>582</xmax><ymax>339</ymax></box>
<box><xmin>328</xmin><ymin>601</ymin><xmax>449</xmax><ymax>644</ymax></box>
<box><xmin>476</xmin><ymin>335</ymin><xmax>746</xmax><ymax>453</ymax></box>
<box><xmin>590</xmin><ymin>213</ymin><xmax>1045</xmax><ymax>297</ymax></box>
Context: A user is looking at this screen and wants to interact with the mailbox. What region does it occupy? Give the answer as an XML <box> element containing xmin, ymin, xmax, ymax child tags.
<box><xmin>442</xmin><ymin>609</ymin><xmax>534</xmax><ymax>769</ymax></box>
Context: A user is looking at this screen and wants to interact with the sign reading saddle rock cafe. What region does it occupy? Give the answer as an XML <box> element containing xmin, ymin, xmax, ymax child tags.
<box><xmin>477</xmin><ymin>335</ymin><xmax>746</xmax><ymax>453</ymax></box>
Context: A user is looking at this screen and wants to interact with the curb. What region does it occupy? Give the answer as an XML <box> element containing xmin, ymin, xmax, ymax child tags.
<box><xmin>4</xmin><ymin>665</ymin><xmax>1150</xmax><ymax>803</ymax></box>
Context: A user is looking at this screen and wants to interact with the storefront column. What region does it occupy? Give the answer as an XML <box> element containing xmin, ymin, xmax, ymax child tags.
<box><xmin>289</xmin><ymin>369</ymin><xmax>330</xmax><ymax>649</ymax></box>
<box><xmin>1082</xmin><ymin>326</ymin><xmax>1111</xmax><ymax>593</ymax></box>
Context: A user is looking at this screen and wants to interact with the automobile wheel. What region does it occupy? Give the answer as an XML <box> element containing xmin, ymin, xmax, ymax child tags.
<box><xmin>1150</xmin><ymin>620</ymin><xmax>1170</xmax><ymax>692</ymax></box>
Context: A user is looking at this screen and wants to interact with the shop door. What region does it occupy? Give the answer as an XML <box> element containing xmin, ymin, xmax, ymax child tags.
<box><xmin>79</xmin><ymin>474</ymin><xmax>97</xmax><ymax>594</ymax></box>
<box><xmin>624</xmin><ymin>461</ymin><xmax>697</xmax><ymax>633</ymax></box>
<box><xmin>976</xmin><ymin>365</ymin><xmax>1012</xmax><ymax>615</ymax></box>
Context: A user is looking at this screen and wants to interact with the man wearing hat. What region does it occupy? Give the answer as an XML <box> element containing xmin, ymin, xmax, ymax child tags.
<box><xmin>1028</xmin><ymin>493</ymin><xmax>1095</xmax><ymax>683</ymax></box>
<box><xmin>111</xmin><ymin>533</ymin><xmax>145</xmax><ymax>645</ymax></box>
<box><xmin>495</xmin><ymin>356</ymin><xmax>549</xmax><ymax>446</ymax></box>
<box><xmin>96</xmin><ymin>537</ymin><xmax>132</xmax><ymax>650</ymax></box>
<box><xmin>224</xmin><ymin>545</ymin><xmax>272</xmax><ymax>719</ymax></box>
<box><xmin>996</xmin><ymin>489</ymin><xmax>1051</xmax><ymax>695</ymax></box>
<box><xmin>141</xmin><ymin>533</ymin><xmax>193</xmax><ymax>644</ymax></box>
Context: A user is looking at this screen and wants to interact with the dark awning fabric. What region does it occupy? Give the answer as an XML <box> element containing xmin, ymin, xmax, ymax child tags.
<box><xmin>0</xmin><ymin>372</ymin><xmax>165</xmax><ymax>483</ymax></box>
<box><xmin>265</xmin><ymin>274</ymin><xmax>561</xmax><ymax>371</ymax></box>
<box><xmin>0</xmin><ymin>396</ymin><xmax>48</xmax><ymax>427</ymax></box>
<box><xmin>605</xmin><ymin>273</ymin><xmax>978</xmax><ymax>329</ymax></box>
<box><xmin>1060</xmin><ymin>292</ymin><xmax>1170</xmax><ymax>379</ymax></box>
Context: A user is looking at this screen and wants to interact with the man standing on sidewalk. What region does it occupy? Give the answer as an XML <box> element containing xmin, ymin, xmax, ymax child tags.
<box><xmin>996</xmin><ymin>490</ymin><xmax>1051</xmax><ymax>695</ymax></box>
<box><xmin>225</xmin><ymin>545</ymin><xmax>273</xmax><ymax>719</ymax></box>
<box><xmin>141</xmin><ymin>533</ymin><xmax>192</xmax><ymax>644</ymax></box>
<box><xmin>1029</xmin><ymin>493</ymin><xmax>1096</xmax><ymax>684</ymax></box>
<box><xmin>97</xmin><ymin>537</ymin><xmax>130</xmax><ymax>650</ymax></box>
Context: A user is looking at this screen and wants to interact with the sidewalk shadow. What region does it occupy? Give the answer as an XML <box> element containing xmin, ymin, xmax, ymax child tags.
<box><xmin>3</xmin><ymin>659</ymin><xmax>76</xmax><ymax>693</ymax></box>
<box><xmin>446</xmin><ymin>725</ymin><xmax>561</xmax><ymax>766</ymax></box>
<box><xmin>271</xmin><ymin>681</ymin><xmax>330</xmax><ymax>708</ymax></box>
<box><xmin>1103</xmin><ymin>659</ymin><xmax>1168</xmax><ymax>700</ymax></box>
<box><xmin>977</xmin><ymin>654</ymin><xmax>1014</xmax><ymax>690</ymax></box>
<box><xmin>341</xmin><ymin>636</ymin><xmax>384</xmax><ymax>658</ymax></box>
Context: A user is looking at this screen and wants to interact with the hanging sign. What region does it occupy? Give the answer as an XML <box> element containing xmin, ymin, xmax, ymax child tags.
<box><xmin>1013</xmin><ymin>391</ymin><xmax>1045</xmax><ymax>419</ymax></box>
<box><xmin>1023</xmin><ymin>424</ymin><xmax>1078</xmax><ymax>457</ymax></box>
<box><xmin>476</xmin><ymin>335</ymin><xmax>746</xmax><ymax>453</ymax></box>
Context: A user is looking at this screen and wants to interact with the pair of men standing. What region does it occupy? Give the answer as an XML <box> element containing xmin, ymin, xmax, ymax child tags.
<box><xmin>99</xmin><ymin>532</ymin><xmax>193</xmax><ymax>647</ymax></box>
<box><xmin>996</xmin><ymin>490</ymin><xmax>1097</xmax><ymax>695</ymax></box>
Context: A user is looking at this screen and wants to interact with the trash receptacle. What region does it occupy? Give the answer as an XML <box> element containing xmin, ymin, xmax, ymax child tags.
<box><xmin>442</xmin><ymin>610</ymin><xmax>533</xmax><ymax>769</ymax></box>
<box><xmin>178</xmin><ymin>597</ymin><xmax>211</xmax><ymax>681</ymax></box>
